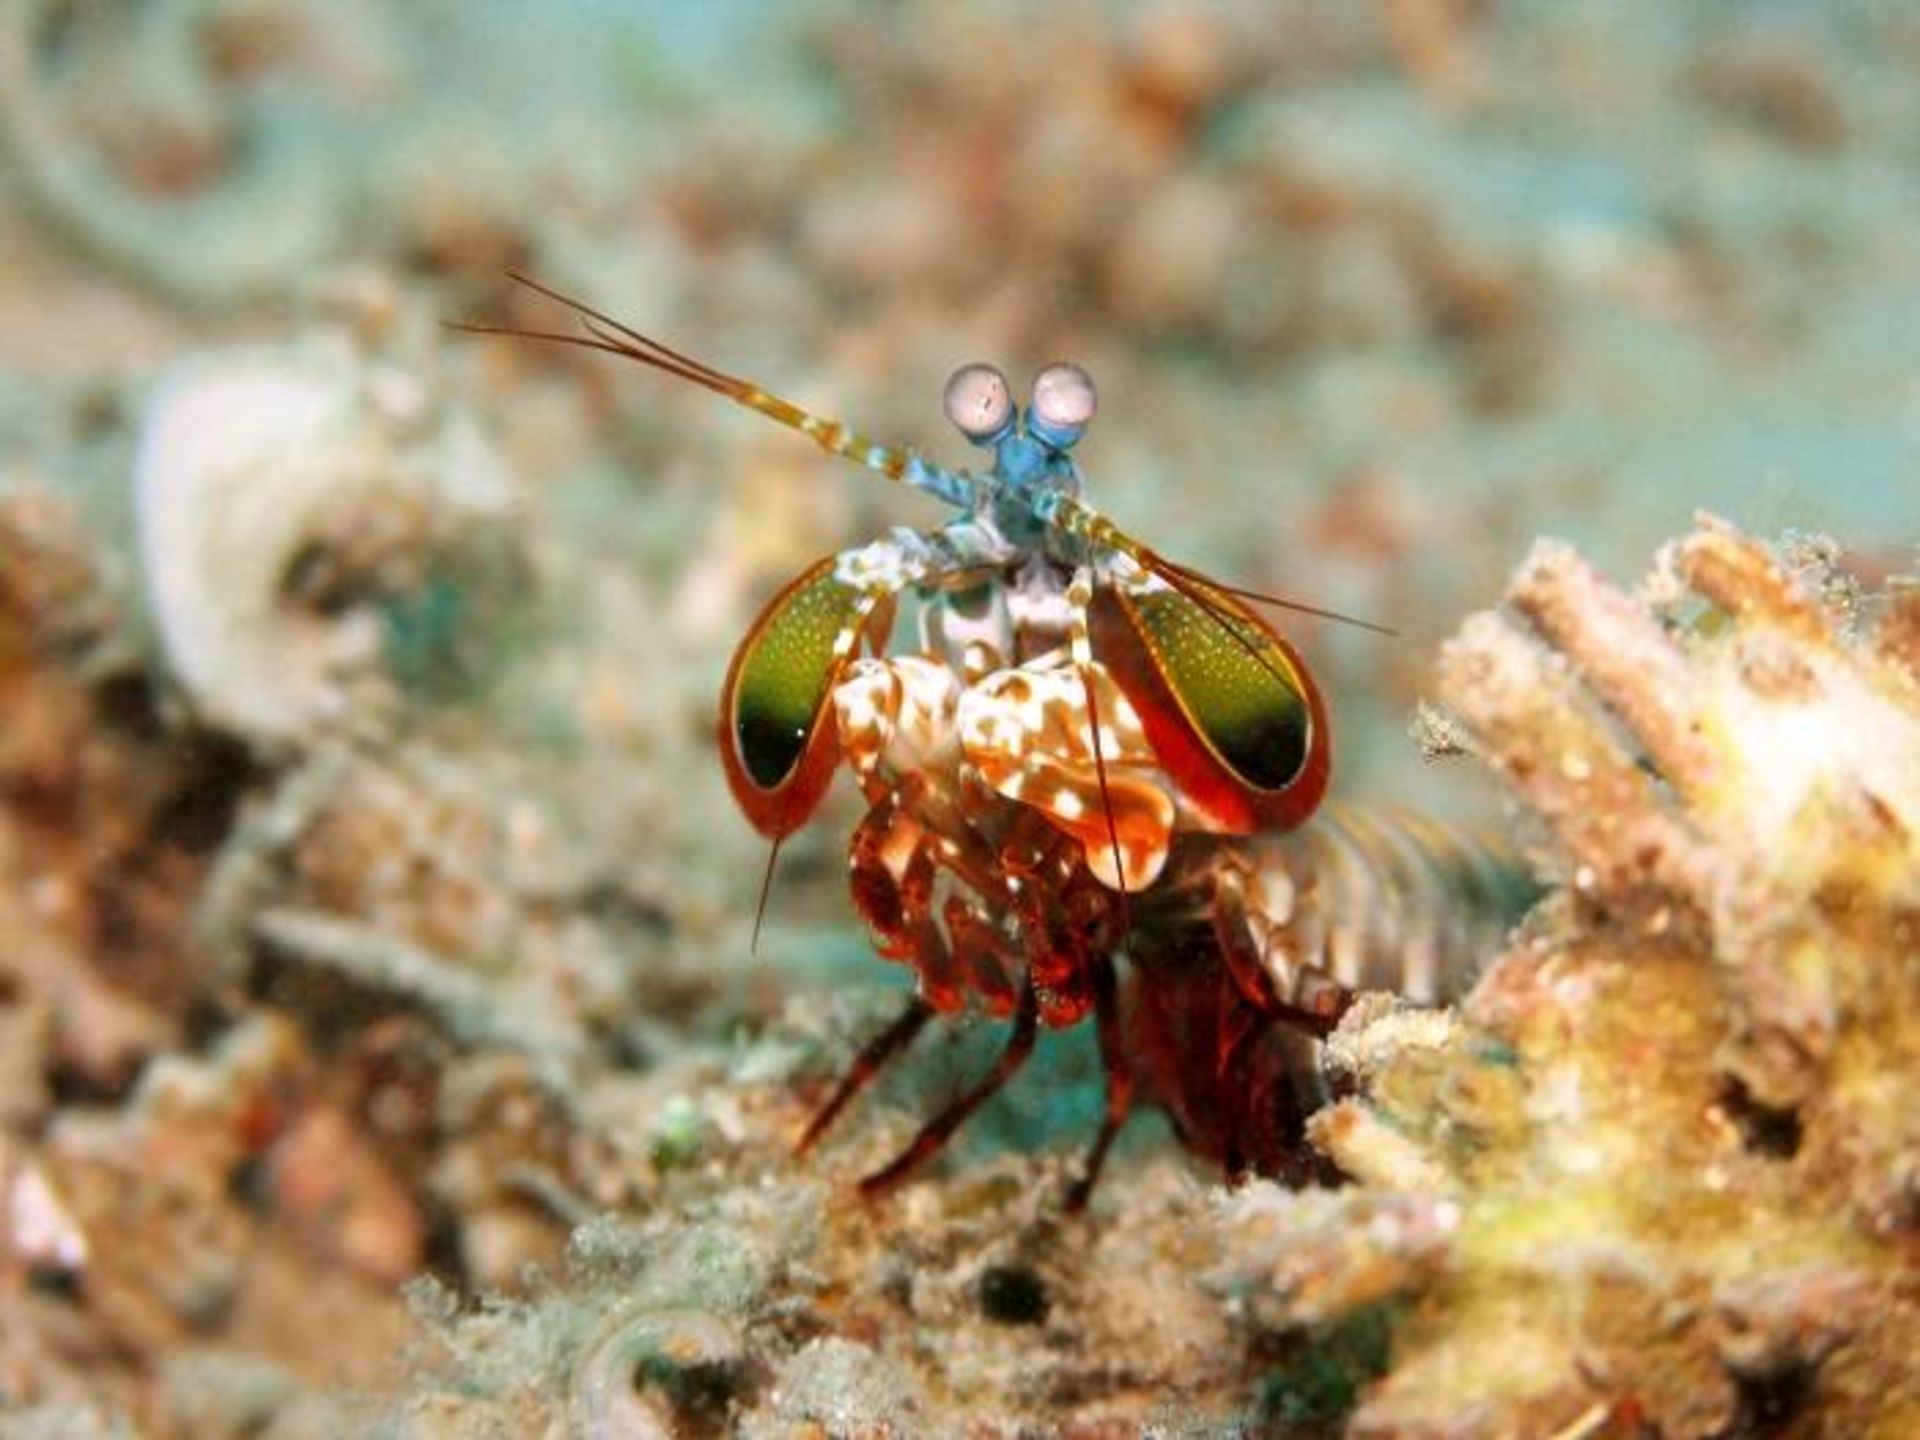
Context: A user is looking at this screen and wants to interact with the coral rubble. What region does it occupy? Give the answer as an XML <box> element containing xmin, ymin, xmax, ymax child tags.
<box><xmin>134</xmin><ymin>310</ymin><xmax>516</xmax><ymax>744</ymax></box>
<box><xmin>1300</xmin><ymin>517</ymin><xmax>1920</xmax><ymax>1437</ymax></box>
<box><xmin>3</xmin><ymin>3</ymin><xmax>1919</xmax><ymax>1434</ymax></box>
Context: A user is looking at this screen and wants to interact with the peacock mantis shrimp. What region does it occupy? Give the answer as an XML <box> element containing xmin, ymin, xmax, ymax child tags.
<box><xmin>457</xmin><ymin>275</ymin><xmax>1533</xmax><ymax>1207</ymax></box>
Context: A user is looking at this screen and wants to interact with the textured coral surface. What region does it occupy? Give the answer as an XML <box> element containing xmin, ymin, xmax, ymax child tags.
<box><xmin>1315</xmin><ymin>520</ymin><xmax>1920</xmax><ymax>1436</ymax></box>
<box><xmin>2</xmin><ymin>3</ymin><xmax>1917</xmax><ymax>1437</ymax></box>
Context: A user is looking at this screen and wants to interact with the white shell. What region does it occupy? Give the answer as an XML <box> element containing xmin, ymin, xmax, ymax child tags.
<box><xmin>134</xmin><ymin>340</ymin><xmax>511</xmax><ymax>743</ymax></box>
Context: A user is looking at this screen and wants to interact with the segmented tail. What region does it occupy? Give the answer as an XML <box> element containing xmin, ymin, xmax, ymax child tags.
<box><xmin>1238</xmin><ymin>804</ymin><xmax>1539</xmax><ymax>1013</ymax></box>
<box><xmin>1127</xmin><ymin>805</ymin><xmax>1537</xmax><ymax>1180</ymax></box>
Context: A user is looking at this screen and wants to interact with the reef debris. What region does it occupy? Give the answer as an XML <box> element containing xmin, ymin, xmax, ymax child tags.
<box><xmin>133</xmin><ymin>293</ymin><xmax>517</xmax><ymax>746</ymax></box>
<box><xmin>1294</xmin><ymin>516</ymin><xmax>1920</xmax><ymax>1437</ymax></box>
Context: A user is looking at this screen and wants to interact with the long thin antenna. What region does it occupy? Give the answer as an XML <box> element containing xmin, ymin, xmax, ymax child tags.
<box><xmin>1156</xmin><ymin>557</ymin><xmax>1398</xmax><ymax>637</ymax></box>
<box><xmin>1078</xmin><ymin>577</ymin><xmax>1132</xmax><ymax>914</ymax></box>
<box><xmin>449</xmin><ymin>274</ymin><xmax>970</xmax><ymax>503</ymax></box>
<box><xmin>1153</xmin><ymin>561</ymin><xmax>1324</xmax><ymax>701</ymax></box>
<box><xmin>1045</xmin><ymin>493</ymin><xmax>1391</xmax><ymax>700</ymax></box>
<box><xmin>750</xmin><ymin>833</ymin><xmax>784</xmax><ymax>956</ymax></box>
<box><xmin>503</xmin><ymin>271</ymin><xmax>751</xmax><ymax>394</ymax></box>
<box><xmin>445</xmin><ymin>320</ymin><xmax>677</xmax><ymax>371</ymax></box>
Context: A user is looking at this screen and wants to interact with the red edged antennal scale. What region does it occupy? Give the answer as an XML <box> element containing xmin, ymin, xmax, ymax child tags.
<box><xmin>451</xmin><ymin>279</ymin><xmax>1539</xmax><ymax>1209</ymax></box>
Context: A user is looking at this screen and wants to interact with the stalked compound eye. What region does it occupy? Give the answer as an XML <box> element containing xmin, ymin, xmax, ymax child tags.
<box><xmin>943</xmin><ymin>363</ymin><xmax>1014</xmax><ymax>445</ymax></box>
<box><xmin>1027</xmin><ymin>363</ymin><xmax>1097</xmax><ymax>449</ymax></box>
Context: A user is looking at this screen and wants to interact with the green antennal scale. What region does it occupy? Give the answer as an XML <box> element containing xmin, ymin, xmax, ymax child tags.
<box><xmin>720</xmin><ymin>557</ymin><xmax>888</xmax><ymax>837</ymax></box>
<box><xmin>1090</xmin><ymin>575</ymin><xmax>1329</xmax><ymax>834</ymax></box>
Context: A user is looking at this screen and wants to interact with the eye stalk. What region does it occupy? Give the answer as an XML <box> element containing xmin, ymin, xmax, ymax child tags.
<box><xmin>1027</xmin><ymin>363</ymin><xmax>1097</xmax><ymax>449</ymax></box>
<box><xmin>943</xmin><ymin>363</ymin><xmax>1015</xmax><ymax>446</ymax></box>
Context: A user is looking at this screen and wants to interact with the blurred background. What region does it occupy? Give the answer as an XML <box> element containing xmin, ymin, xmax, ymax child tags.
<box><xmin>0</xmin><ymin>0</ymin><xmax>1916</xmax><ymax>1430</ymax></box>
<box><xmin>6</xmin><ymin>0</ymin><xmax>1917</xmax><ymax>811</ymax></box>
